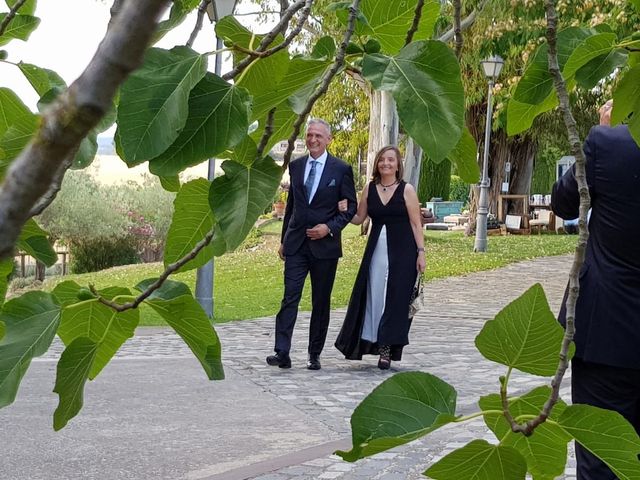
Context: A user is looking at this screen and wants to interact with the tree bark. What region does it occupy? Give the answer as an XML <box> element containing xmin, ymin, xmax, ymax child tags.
<box><xmin>35</xmin><ymin>260</ymin><xmax>45</xmax><ymax>282</ymax></box>
<box><xmin>403</xmin><ymin>137</ymin><xmax>423</xmax><ymax>188</ymax></box>
<box><xmin>366</xmin><ymin>91</ymin><xmax>398</xmax><ymax>179</ymax></box>
<box><xmin>467</xmin><ymin>104</ymin><xmax>537</xmax><ymax>233</ymax></box>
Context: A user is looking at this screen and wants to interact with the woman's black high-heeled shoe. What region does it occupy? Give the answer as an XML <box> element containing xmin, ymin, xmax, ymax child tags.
<box><xmin>378</xmin><ymin>345</ymin><xmax>391</xmax><ymax>370</ymax></box>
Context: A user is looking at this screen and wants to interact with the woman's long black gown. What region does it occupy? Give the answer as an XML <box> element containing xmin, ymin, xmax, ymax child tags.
<box><xmin>335</xmin><ymin>181</ymin><xmax>418</xmax><ymax>361</ymax></box>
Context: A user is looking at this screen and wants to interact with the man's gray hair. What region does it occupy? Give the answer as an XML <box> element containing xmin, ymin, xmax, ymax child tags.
<box><xmin>307</xmin><ymin>118</ymin><xmax>332</xmax><ymax>135</ymax></box>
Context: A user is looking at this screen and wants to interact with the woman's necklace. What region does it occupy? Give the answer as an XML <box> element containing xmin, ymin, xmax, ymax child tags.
<box><xmin>380</xmin><ymin>180</ymin><xmax>398</xmax><ymax>191</ymax></box>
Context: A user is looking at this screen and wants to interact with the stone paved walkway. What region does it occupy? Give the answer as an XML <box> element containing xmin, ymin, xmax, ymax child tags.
<box><xmin>33</xmin><ymin>254</ymin><xmax>576</xmax><ymax>479</ymax></box>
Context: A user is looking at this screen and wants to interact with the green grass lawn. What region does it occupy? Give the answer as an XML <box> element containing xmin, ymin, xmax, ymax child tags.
<box><xmin>41</xmin><ymin>223</ymin><xmax>577</xmax><ymax>326</ymax></box>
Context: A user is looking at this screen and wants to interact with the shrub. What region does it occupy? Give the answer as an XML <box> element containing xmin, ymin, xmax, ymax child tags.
<box><xmin>70</xmin><ymin>237</ymin><xmax>140</xmax><ymax>274</ymax></box>
<box><xmin>38</xmin><ymin>171</ymin><xmax>174</xmax><ymax>265</ymax></box>
<box><xmin>449</xmin><ymin>175</ymin><xmax>470</xmax><ymax>204</ymax></box>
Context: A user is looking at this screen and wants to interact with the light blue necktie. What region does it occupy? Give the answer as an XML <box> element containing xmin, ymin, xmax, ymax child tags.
<box><xmin>305</xmin><ymin>160</ymin><xmax>318</xmax><ymax>202</ymax></box>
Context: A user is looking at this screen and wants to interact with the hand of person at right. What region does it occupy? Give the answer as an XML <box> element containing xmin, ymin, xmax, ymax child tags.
<box><xmin>338</xmin><ymin>199</ymin><xmax>348</xmax><ymax>212</ymax></box>
<box><xmin>278</xmin><ymin>244</ymin><xmax>285</xmax><ymax>261</ymax></box>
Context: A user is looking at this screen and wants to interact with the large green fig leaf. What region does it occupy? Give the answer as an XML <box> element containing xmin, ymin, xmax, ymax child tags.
<box><xmin>507</xmin><ymin>91</ymin><xmax>559</xmax><ymax>137</ymax></box>
<box><xmin>0</xmin><ymin>292</ymin><xmax>60</xmax><ymax>409</ymax></box>
<box><xmin>148</xmin><ymin>73</ymin><xmax>251</xmax><ymax>176</ymax></box>
<box><xmin>475</xmin><ymin>283</ymin><xmax>573</xmax><ymax>376</ymax></box>
<box><xmin>480</xmin><ymin>387</ymin><xmax>571</xmax><ymax>479</ymax></box>
<box><xmin>0</xmin><ymin>87</ymin><xmax>31</xmax><ymax>136</ymax></box>
<box><xmin>116</xmin><ymin>47</ymin><xmax>207</xmax><ymax>165</ymax></box>
<box><xmin>508</xmin><ymin>27</ymin><xmax>595</xmax><ymax>135</ymax></box>
<box><xmin>215</xmin><ymin>17</ymin><xmax>289</xmax><ymax>103</ymax></box>
<box><xmin>0</xmin><ymin>258</ymin><xmax>13</xmax><ymax>308</ymax></box>
<box><xmin>288</xmin><ymin>64</ymin><xmax>332</xmax><ymax>115</ymax></box>
<box><xmin>563</xmin><ymin>33</ymin><xmax>627</xmax><ymax>89</ymax></box>
<box><xmin>230</xmin><ymin>135</ymin><xmax>259</xmax><ymax>166</ymax></box>
<box><xmin>209</xmin><ymin>157</ymin><xmax>282</xmax><ymax>251</ymax></box>
<box><xmin>6</xmin><ymin>0</ymin><xmax>37</xmax><ymax>15</ymax></box>
<box><xmin>17</xmin><ymin>218</ymin><xmax>57</xmax><ymax>267</ymax></box>
<box><xmin>252</xmin><ymin>57</ymin><xmax>329</xmax><ymax>120</ymax></box>
<box><xmin>57</xmin><ymin>287</ymin><xmax>139</xmax><ymax>380</ymax></box>
<box><xmin>53</xmin><ymin>337</ymin><xmax>98</xmax><ymax>430</ymax></box>
<box><xmin>18</xmin><ymin>62</ymin><xmax>66</xmax><ymax>97</ymax></box>
<box><xmin>513</xmin><ymin>27</ymin><xmax>593</xmax><ymax>105</ymax></box>
<box><xmin>0</xmin><ymin>111</ymin><xmax>38</xmax><ymax>181</ymax></box>
<box><xmin>0</xmin><ymin>13</ymin><xmax>39</xmax><ymax>46</ymax></box>
<box><xmin>424</xmin><ymin>440</ymin><xmax>527</xmax><ymax>480</ymax></box>
<box><xmin>559</xmin><ymin>404</ymin><xmax>640</xmax><ymax>479</ymax></box>
<box><xmin>362</xmin><ymin>40</ymin><xmax>464</xmax><ymax>161</ymax></box>
<box><xmin>612</xmin><ymin>63</ymin><xmax>640</xmax><ymax>145</ymax></box>
<box><xmin>447</xmin><ymin>127</ymin><xmax>480</xmax><ymax>184</ymax></box>
<box><xmin>360</xmin><ymin>0</ymin><xmax>441</xmax><ymax>54</ymax></box>
<box><xmin>136</xmin><ymin>279</ymin><xmax>224</xmax><ymax>380</ymax></box>
<box><xmin>336</xmin><ymin>372</ymin><xmax>457</xmax><ymax>462</ymax></box>
<box><xmin>164</xmin><ymin>178</ymin><xmax>221</xmax><ymax>271</ymax></box>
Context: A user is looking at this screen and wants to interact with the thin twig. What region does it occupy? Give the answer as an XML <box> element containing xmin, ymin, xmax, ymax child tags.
<box><xmin>222</xmin><ymin>0</ymin><xmax>309</xmax><ymax>81</ymax></box>
<box><xmin>438</xmin><ymin>0</ymin><xmax>487</xmax><ymax>43</ymax></box>
<box><xmin>453</xmin><ymin>0</ymin><xmax>463</xmax><ymax>58</ymax></box>
<box><xmin>256</xmin><ymin>108</ymin><xmax>277</xmax><ymax>157</ymax></box>
<box><xmin>232</xmin><ymin>0</ymin><xmax>310</xmax><ymax>61</ymax></box>
<box><xmin>0</xmin><ymin>0</ymin><xmax>29</xmax><ymax>37</ymax></box>
<box><xmin>501</xmin><ymin>0</ymin><xmax>588</xmax><ymax>436</ymax></box>
<box><xmin>94</xmin><ymin>229</ymin><xmax>216</xmax><ymax>311</ymax></box>
<box><xmin>187</xmin><ymin>0</ymin><xmax>209</xmax><ymax>48</ymax></box>
<box><xmin>282</xmin><ymin>0</ymin><xmax>361</xmax><ymax>167</ymax></box>
<box><xmin>404</xmin><ymin>0</ymin><xmax>424</xmax><ymax>46</ymax></box>
<box><xmin>231</xmin><ymin>0</ymin><xmax>311</xmax><ymax>59</ymax></box>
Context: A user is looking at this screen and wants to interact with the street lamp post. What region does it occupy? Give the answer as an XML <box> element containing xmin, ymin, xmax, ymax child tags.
<box><xmin>473</xmin><ymin>55</ymin><xmax>504</xmax><ymax>253</ymax></box>
<box><xmin>195</xmin><ymin>0</ymin><xmax>239</xmax><ymax>318</ymax></box>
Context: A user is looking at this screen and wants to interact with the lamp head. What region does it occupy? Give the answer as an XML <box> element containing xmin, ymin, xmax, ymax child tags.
<box><xmin>480</xmin><ymin>55</ymin><xmax>504</xmax><ymax>81</ymax></box>
<box><xmin>206</xmin><ymin>0</ymin><xmax>239</xmax><ymax>22</ymax></box>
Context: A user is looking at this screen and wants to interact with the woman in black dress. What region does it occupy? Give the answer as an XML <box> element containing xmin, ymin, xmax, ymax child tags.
<box><xmin>335</xmin><ymin>146</ymin><xmax>426</xmax><ymax>369</ymax></box>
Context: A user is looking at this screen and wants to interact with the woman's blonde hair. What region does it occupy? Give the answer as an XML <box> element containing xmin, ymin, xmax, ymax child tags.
<box><xmin>371</xmin><ymin>145</ymin><xmax>404</xmax><ymax>184</ymax></box>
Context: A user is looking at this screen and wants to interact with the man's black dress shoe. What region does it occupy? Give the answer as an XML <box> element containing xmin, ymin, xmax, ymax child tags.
<box><xmin>266</xmin><ymin>352</ymin><xmax>291</xmax><ymax>368</ymax></box>
<box><xmin>307</xmin><ymin>354</ymin><xmax>321</xmax><ymax>370</ymax></box>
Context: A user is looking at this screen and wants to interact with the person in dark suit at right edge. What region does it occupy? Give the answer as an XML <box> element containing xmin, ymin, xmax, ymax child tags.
<box><xmin>551</xmin><ymin>99</ymin><xmax>640</xmax><ymax>479</ymax></box>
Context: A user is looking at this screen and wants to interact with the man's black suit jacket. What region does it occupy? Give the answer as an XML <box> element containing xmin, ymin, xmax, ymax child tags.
<box><xmin>552</xmin><ymin>124</ymin><xmax>640</xmax><ymax>369</ymax></box>
<box><xmin>281</xmin><ymin>153</ymin><xmax>357</xmax><ymax>259</ymax></box>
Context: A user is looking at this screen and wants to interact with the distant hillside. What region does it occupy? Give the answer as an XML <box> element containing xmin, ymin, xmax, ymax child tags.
<box><xmin>97</xmin><ymin>136</ymin><xmax>115</xmax><ymax>155</ymax></box>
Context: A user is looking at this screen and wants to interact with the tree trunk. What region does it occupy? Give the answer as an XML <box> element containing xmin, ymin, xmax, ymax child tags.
<box><xmin>35</xmin><ymin>260</ymin><xmax>45</xmax><ymax>282</ymax></box>
<box><xmin>366</xmin><ymin>91</ymin><xmax>398</xmax><ymax>179</ymax></box>
<box><xmin>466</xmin><ymin>103</ymin><xmax>538</xmax><ymax>233</ymax></box>
<box><xmin>403</xmin><ymin>137</ymin><xmax>423</xmax><ymax>188</ymax></box>
<box><xmin>468</xmin><ymin>129</ymin><xmax>538</xmax><ymax>232</ymax></box>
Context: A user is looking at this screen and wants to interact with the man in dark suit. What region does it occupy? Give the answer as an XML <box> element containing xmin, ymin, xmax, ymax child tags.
<box><xmin>552</xmin><ymin>100</ymin><xmax>640</xmax><ymax>479</ymax></box>
<box><xmin>267</xmin><ymin>119</ymin><xmax>357</xmax><ymax>370</ymax></box>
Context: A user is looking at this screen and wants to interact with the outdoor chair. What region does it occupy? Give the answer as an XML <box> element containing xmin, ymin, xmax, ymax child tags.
<box><xmin>529</xmin><ymin>209</ymin><xmax>551</xmax><ymax>234</ymax></box>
